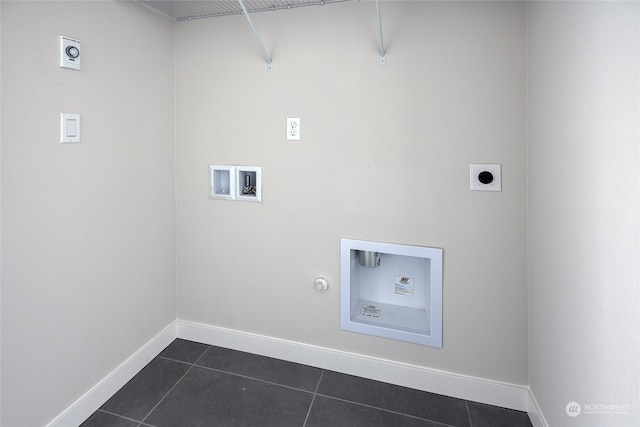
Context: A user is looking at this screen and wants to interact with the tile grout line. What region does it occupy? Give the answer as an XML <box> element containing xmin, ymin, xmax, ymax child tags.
<box><xmin>157</xmin><ymin>355</ymin><xmax>198</xmax><ymax>366</ymax></box>
<box><xmin>302</xmin><ymin>369</ymin><xmax>325</xmax><ymax>426</ymax></box>
<box><xmin>138</xmin><ymin>346</ymin><xmax>212</xmax><ymax>425</ymax></box>
<box><xmin>94</xmin><ymin>409</ymin><xmax>155</xmax><ymax>426</ymax></box>
<box><xmin>311</xmin><ymin>393</ymin><xmax>459</xmax><ymax>427</ymax></box>
<box><xmin>466</xmin><ymin>400</ymin><xmax>474</xmax><ymax>427</ymax></box>
<box><xmin>184</xmin><ymin>360</ymin><xmax>319</xmax><ymax>395</ymax></box>
<box><xmin>138</xmin><ymin>365</ymin><xmax>194</xmax><ymax>424</ymax></box>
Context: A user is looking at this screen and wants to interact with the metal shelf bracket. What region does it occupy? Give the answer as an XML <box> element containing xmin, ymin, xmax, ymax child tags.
<box><xmin>375</xmin><ymin>0</ymin><xmax>386</xmax><ymax>65</ymax></box>
<box><xmin>238</xmin><ymin>0</ymin><xmax>273</xmax><ymax>71</ymax></box>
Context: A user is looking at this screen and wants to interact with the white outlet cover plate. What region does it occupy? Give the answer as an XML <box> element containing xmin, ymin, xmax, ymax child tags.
<box><xmin>287</xmin><ymin>117</ymin><xmax>300</xmax><ymax>140</ymax></box>
<box><xmin>470</xmin><ymin>164</ymin><xmax>502</xmax><ymax>191</ymax></box>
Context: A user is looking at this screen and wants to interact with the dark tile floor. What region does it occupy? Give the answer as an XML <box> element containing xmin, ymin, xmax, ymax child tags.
<box><xmin>81</xmin><ymin>339</ymin><xmax>533</xmax><ymax>427</ymax></box>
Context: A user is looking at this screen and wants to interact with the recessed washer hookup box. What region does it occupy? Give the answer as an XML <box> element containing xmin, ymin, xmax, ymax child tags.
<box><xmin>340</xmin><ymin>238</ymin><xmax>443</xmax><ymax>347</ymax></box>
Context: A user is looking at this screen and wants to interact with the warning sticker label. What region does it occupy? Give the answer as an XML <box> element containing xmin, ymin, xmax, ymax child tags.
<box><xmin>394</xmin><ymin>276</ymin><xmax>415</xmax><ymax>296</ymax></box>
<box><xmin>360</xmin><ymin>304</ymin><xmax>381</xmax><ymax>318</ymax></box>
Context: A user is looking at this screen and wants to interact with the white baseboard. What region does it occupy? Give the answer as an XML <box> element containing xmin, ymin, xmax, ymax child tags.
<box><xmin>526</xmin><ymin>388</ymin><xmax>549</xmax><ymax>427</ymax></box>
<box><xmin>47</xmin><ymin>319</ymin><xmax>545</xmax><ymax>426</ymax></box>
<box><xmin>177</xmin><ymin>320</ymin><xmax>538</xmax><ymax>417</ymax></box>
<box><xmin>46</xmin><ymin>322</ymin><xmax>177</xmax><ymax>427</ymax></box>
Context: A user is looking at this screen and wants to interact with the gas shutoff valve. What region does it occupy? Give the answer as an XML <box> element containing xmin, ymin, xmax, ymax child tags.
<box><xmin>314</xmin><ymin>277</ymin><xmax>329</xmax><ymax>292</ymax></box>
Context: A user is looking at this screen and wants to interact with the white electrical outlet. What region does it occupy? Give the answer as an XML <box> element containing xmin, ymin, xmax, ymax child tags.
<box><xmin>470</xmin><ymin>164</ymin><xmax>502</xmax><ymax>191</ymax></box>
<box><xmin>287</xmin><ymin>118</ymin><xmax>300</xmax><ymax>141</ymax></box>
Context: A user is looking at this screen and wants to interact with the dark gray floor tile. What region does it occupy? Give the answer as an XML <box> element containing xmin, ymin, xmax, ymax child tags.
<box><xmin>305</xmin><ymin>396</ymin><xmax>445</xmax><ymax>427</ymax></box>
<box><xmin>196</xmin><ymin>345</ymin><xmax>323</xmax><ymax>391</ymax></box>
<box><xmin>158</xmin><ymin>338</ymin><xmax>209</xmax><ymax>363</ymax></box>
<box><xmin>467</xmin><ymin>401</ymin><xmax>533</xmax><ymax>427</ymax></box>
<box><xmin>80</xmin><ymin>410</ymin><xmax>139</xmax><ymax>427</ymax></box>
<box><xmin>100</xmin><ymin>357</ymin><xmax>190</xmax><ymax>421</ymax></box>
<box><xmin>317</xmin><ymin>371</ymin><xmax>470</xmax><ymax>427</ymax></box>
<box><xmin>144</xmin><ymin>366</ymin><xmax>313</xmax><ymax>427</ymax></box>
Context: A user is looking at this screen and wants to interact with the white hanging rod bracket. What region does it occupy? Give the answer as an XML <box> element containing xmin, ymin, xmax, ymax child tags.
<box><xmin>238</xmin><ymin>0</ymin><xmax>273</xmax><ymax>71</ymax></box>
<box><xmin>375</xmin><ymin>0</ymin><xmax>386</xmax><ymax>65</ymax></box>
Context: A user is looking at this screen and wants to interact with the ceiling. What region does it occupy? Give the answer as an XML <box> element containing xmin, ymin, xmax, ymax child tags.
<box><xmin>138</xmin><ymin>0</ymin><xmax>352</xmax><ymax>21</ymax></box>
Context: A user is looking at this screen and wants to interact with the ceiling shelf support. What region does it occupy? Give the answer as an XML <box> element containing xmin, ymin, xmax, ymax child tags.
<box><xmin>238</xmin><ymin>0</ymin><xmax>273</xmax><ymax>71</ymax></box>
<box><xmin>375</xmin><ymin>0</ymin><xmax>386</xmax><ymax>65</ymax></box>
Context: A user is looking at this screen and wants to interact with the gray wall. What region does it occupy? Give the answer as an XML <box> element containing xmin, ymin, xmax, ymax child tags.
<box><xmin>1</xmin><ymin>2</ymin><xmax>176</xmax><ymax>425</ymax></box>
<box><xmin>2</xmin><ymin>1</ymin><xmax>638</xmax><ymax>426</ymax></box>
<box><xmin>175</xmin><ymin>0</ymin><xmax>528</xmax><ymax>385</ymax></box>
<box><xmin>527</xmin><ymin>2</ymin><xmax>640</xmax><ymax>426</ymax></box>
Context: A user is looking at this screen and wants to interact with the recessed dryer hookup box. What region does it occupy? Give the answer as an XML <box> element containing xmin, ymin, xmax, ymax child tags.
<box><xmin>340</xmin><ymin>238</ymin><xmax>443</xmax><ymax>347</ymax></box>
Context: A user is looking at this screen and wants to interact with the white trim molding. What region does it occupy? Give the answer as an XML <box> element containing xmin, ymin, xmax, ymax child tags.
<box><xmin>526</xmin><ymin>388</ymin><xmax>549</xmax><ymax>427</ymax></box>
<box><xmin>46</xmin><ymin>322</ymin><xmax>177</xmax><ymax>427</ymax></box>
<box><xmin>177</xmin><ymin>320</ymin><xmax>541</xmax><ymax>422</ymax></box>
<box><xmin>47</xmin><ymin>319</ymin><xmax>544</xmax><ymax>426</ymax></box>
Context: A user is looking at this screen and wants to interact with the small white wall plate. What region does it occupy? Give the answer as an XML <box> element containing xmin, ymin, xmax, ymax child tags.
<box><xmin>286</xmin><ymin>118</ymin><xmax>300</xmax><ymax>141</ymax></box>
<box><xmin>60</xmin><ymin>113</ymin><xmax>80</xmax><ymax>143</ymax></box>
<box><xmin>470</xmin><ymin>164</ymin><xmax>502</xmax><ymax>192</ymax></box>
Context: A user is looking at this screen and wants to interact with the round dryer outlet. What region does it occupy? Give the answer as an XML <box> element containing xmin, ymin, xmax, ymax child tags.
<box><xmin>470</xmin><ymin>164</ymin><xmax>502</xmax><ymax>191</ymax></box>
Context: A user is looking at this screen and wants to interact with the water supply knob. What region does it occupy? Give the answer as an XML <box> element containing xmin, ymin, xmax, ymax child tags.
<box><xmin>314</xmin><ymin>277</ymin><xmax>329</xmax><ymax>292</ymax></box>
